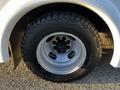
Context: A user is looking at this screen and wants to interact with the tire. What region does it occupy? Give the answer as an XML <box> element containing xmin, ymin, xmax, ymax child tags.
<box><xmin>21</xmin><ymin>11</ymin><xmax>102</xmax><ymax>82</ymax></box>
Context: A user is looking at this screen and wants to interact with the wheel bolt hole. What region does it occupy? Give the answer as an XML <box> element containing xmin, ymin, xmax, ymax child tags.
<box><xmin>49</xmin><ymin>52</ymin><xmax>57</xmax><ymax>60</ymax></box>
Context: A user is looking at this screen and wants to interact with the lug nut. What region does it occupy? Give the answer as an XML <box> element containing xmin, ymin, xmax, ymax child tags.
<box><xmin>66</xmin><ymin>40</ymin><xmax>70</xmax><ymax>44</ymax></box>
<box><xmin>46</xmin><ymin>36</ymin><xmax>54</xmax><ymax>42</ymax></box>
<box><xmin>67</xmin><ymin>46</ymin><xmax>70</xmax><ymax>49</ymax></box>
<box><xmin>62</xmin><ymin>37</ymin><xmax>66</xmax><ymax>40</ymax></box>
<box><xmin>53</xmin><ymin>46</ymin><xmax>57</xmax><ymax>50</ymax></box>
<box><xmin>52</xmin><ymin>41</ymin><xmax>57</xmax><ymax>44</ymax></box>
<box><xmin>56</xmin><ymin>37</ymin><xmax>60</xmax><ymax>41</ymax></box>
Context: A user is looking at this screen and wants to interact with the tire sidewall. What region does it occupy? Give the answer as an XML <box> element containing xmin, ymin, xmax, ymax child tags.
<box><xmin>23</xmin><ymin>23</ymin><xmax>97</xmax><ymax>82</ymax></box>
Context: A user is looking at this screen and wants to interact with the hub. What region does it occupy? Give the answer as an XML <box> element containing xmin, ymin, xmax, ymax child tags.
<box><xmin>51</xmin><ymin>36</ymin><xmax>71</xmax><ymax>54</ymax></box>
<box><xmin>52</xmin><ymin>37</ymin><xmax>71</xmax><ymax>53</ymax></box>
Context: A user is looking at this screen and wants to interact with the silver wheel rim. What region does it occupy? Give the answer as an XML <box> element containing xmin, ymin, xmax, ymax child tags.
<box><xmin>36</xmin><ymin>32</ymin><xmax>87</xmax><ymax>75</ymax></box>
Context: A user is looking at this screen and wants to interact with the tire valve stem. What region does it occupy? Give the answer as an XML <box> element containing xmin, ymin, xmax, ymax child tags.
<box><xmin>68</xmin><ymin>51</ymin><xmax>76</xmax><ymax>59</ymax></box>
<box><xmin>49</xmin><ymin>52</ymin><xmax>57</xmax><ymax>60</ymax></box>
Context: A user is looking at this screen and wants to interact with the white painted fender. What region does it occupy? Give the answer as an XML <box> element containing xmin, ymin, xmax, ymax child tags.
<box><xmin>0</xmin><ymin>0</ymin><xmax>120</xmax><ymax>67</ymax></box>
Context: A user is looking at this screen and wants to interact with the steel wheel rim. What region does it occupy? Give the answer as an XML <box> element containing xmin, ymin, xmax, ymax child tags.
<box><xmin>36</xmin><ymin>32</ymin><xmax>87</xmax><ymax>75</ymax></box>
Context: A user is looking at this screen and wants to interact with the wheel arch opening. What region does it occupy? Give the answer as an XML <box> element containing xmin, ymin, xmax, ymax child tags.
<box><xmin>9</xmin><ymin>3</ymin><xmax>113</xmax><ymax>68</ymax></box>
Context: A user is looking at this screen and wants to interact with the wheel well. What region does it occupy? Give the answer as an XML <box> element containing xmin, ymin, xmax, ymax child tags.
<box><xmin>10</xmin><ymin>3</ymin><xmax>113</xmax><ymax>68</ymax></box>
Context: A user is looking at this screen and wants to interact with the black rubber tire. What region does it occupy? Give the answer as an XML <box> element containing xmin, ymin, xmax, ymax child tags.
<box><xmin>21</xmin><ymin>11</ymin><xmax>102</xmax><ymax>82</ymax></box>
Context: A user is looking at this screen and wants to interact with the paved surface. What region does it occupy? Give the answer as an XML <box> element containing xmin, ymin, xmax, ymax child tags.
<box><xmin>0</xmin><ymin>33</ymin><xmax>120</xmax><ymax>90</ymax></box>
<box><xmin>0</xmin><ymin>49</ymin><xmax>120</xmax><ymax>90</ymax></box>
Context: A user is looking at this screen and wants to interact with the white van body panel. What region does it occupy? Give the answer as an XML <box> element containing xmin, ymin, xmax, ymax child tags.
<box><xmin>0</xmin><ymin>0</ymin><xmax>120</xmax><ymax>67</ymax></box>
